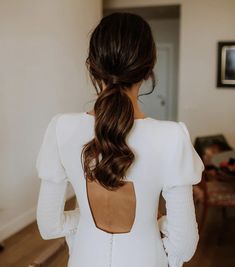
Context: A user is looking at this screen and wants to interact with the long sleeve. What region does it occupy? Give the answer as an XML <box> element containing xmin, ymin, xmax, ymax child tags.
<box><xmin>158</xmin><ymin>121</ymin><xmax>205</xmax><ymax>267</ymax></box>
<box><xmin>159</xmin><ymin>185</ymin><xmax>199</xmax><ymax>267</ymax></box>
<box><xmin>35</xmin><ymin>114</ymin><xmax>80</xmax><ymax>241</ymax></box>
<box><xmin>36</xmin><ymin>179</ymin><xmax>80</xmax><ymax>240</ymax></box>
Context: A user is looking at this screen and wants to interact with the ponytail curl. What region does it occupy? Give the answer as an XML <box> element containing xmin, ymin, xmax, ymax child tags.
<box><xmin>81</xmin><ymin>83</ymin><xmax>135</xmax><ymax>190</ymax></box>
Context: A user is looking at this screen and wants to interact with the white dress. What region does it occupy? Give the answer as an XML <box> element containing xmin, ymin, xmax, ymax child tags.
<box><xmin>35</xmin><ymin>112</ymin><xmax>205</xmax><ymax>267</ymax></box>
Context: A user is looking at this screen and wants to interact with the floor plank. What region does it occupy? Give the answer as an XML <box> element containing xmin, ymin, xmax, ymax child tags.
<box><xmin>0</xmin><ymin>200</ymin><xmax>234</xmax><ymax>267</ymax></box>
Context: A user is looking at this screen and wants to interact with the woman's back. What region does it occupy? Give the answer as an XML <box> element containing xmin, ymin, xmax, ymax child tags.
<box><xmin>36</xmin><ymin>111</ymin><xmax>204</xmax><ymax>267</ymax></box>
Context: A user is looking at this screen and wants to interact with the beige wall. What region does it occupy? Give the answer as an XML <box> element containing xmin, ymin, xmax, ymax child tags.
<box><xmin>0</xmin><ymin>0</ymin><xmax>102</xmax><ymax>240</ymax></box>
<box><xmin>104</xmin><ymin>0</ymin><xmax>235</xmax><ymax>147</ymax></box>
<box><xmin>178</xmin><ymin>0</ymin><xmax>235</xmax><ymax>147</ymax></box>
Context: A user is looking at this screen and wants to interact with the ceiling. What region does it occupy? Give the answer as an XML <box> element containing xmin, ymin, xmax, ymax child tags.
<box><xmin>104</xmin><ymin>5</ymin><xmax>180</xmax><ymax>20</ymax></box>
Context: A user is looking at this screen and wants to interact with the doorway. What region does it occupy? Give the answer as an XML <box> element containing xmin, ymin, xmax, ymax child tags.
<box><xmin>103</xmin><ymin>5</ymin><xmax>180</xmax><ymax>121</ymax></box>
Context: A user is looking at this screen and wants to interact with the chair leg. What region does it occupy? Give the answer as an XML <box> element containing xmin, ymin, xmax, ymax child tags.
<box><xmin>222</xmin><ymin>206</ymin><xmax>227</xmax><ymax>220</ymax></box>
<box><xmin>0</xmin><ymin>242</ymin><xmax>5</xmax><ymax>252</ymax></box>
<box><xmin>217</xmin><ymin>206</ymin><xmax>228</xmax><ymax>246</ymax></box>
<box><xmin>198</xmin><ymin>202</ymin><xmax>208</xmax><ymax>235</ymax></box>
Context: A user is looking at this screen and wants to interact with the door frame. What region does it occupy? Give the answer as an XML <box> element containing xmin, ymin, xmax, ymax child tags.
<box><xmin>155</xmin><ymin>42</ymin><xmax>176</xmax><ymax>120</ymax></box>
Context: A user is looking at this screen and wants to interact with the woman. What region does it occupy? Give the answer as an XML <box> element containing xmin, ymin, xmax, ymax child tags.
<box><xmin>36</xmin><ymin>12</ymin><xmax>204</xmax><ymax>267</ymax></box>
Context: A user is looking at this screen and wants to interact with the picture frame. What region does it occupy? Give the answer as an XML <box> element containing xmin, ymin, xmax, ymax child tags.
<box><xmin>216</xmin><ymin>41</ymin><xmax>235</xmax><ymax>88</ymax></box>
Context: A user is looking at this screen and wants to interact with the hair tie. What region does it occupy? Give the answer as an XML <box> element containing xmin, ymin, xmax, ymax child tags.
<box><xmin>107</xmin><ymin>74</ymin><xmax>121</xmax><ymax>86</ymax></box>
<box><xmin>111</xmin><ymin>75</ymin><xmax>119</xmax><ymax>84</ymax></box>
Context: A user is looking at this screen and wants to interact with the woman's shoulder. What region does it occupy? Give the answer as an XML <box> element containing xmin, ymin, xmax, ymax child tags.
<box><xmin>56</xmin><ymin>112</ymin><xmax>86</xmax><ymax>121</ymax></box>
<box><xmin>55</xmin><ymin>112</ymin><xmax>89</xmax><ymax>127</ymax></box>
<box><xmin>144</xmin><ymin>118</ymin><xmax>193</xmax><ymax>153</ymax></box>
<box><xmin>54</xmin><ymin>113</ymin><xmax>188</xmax><ymax>143</ymax></box>
<box><xmin>147</xmin><ymin>116</ymin><xmax>179</xmax><ymax>126</ymax></box>
<box><xmin>53</xmin><ymin>112</ymin><xmax>91</xmax><ymax>139</ymax></box>
<box><xmin>146</xmin><ymin>117</ymin><xmax>185</xmax><ymax>136</ymax></box>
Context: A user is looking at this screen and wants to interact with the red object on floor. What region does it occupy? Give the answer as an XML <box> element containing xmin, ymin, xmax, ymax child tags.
<box><xmin>220</xmin><ymin>161</ymin><xmax>229</xmax><ymax>168</ymax></box>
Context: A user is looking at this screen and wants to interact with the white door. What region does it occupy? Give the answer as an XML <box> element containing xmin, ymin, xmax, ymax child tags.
<box><xmin>139</xmin><ymin>43</ymin><xmax>175</xmax><ymax>120</ymax></box>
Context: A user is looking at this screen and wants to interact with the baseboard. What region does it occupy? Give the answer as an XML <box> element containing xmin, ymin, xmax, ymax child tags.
<box><xmin>0</xmin><ymin>190</ymin><xmax>76</xmax><ymax>242</ymax></box>
<box><xmin>0</xmin><ymin>206</ymin><xmax>36</xmax><ymax>242</ymax></box>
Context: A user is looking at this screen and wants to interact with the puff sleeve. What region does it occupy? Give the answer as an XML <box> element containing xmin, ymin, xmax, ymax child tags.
<box><xmin>36</xmin><ymin>114</ymin><xmax>80</xmax><ymax>248</ymax></box>
<box><xmin>159</xmin><ymin>122</ymin><xmax>205</xmax><ymax>267</ymax></box>
<box><xmin>36</xmin><ymin>113</ymin><xmax>69</xmax><ymax>183</ymax></box>
<box><xmin>163</xmin><ymin>121</ymin><xmax>205</xmax><ymax>189</ymax></box>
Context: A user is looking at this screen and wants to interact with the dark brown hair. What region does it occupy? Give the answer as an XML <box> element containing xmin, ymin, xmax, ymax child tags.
<box><xmin>81</xmin><ymin>12</ymin><xmax>157</xmax><ymax>190</ymax></box>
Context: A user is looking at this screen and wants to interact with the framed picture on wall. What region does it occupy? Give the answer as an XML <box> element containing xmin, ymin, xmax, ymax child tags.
<box><xmin>217</xmin><ymin>41</ymin><xmax>235</xmax><ymax>88</ymax></box>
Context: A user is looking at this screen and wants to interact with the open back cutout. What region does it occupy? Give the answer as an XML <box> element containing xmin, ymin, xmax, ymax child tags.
<box><xmin>86</xmin><ymin>179</ymin><xmax>136</xmax><ymax>234</ymax></box>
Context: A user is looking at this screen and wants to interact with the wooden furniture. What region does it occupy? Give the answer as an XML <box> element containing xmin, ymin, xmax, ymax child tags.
<box><xmin>193</xmin><ymin>134</ymin><xmax>235</xmax><ymax>241</ymax></box>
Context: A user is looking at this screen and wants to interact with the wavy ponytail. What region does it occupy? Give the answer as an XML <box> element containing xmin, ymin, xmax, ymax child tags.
<box><xmin>81</xmin><ymin>12</ymin><xmax>156</xmax><ymax>190</ymax></box>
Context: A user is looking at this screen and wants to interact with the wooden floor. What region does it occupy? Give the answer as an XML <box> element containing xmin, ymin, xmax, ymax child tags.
<box><xmin>185</xmin><ymin>207</ymin><xmax>235</xmax><ymax>267</ymax></box>
<box><xmin>0</xmin><ymin>204</ymin><xmax>234</xmax><ymax>267</ymax></box>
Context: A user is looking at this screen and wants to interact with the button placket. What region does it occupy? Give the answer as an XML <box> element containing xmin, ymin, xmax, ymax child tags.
<box><xmin>109</xmin><ymin>234</ymin><xmax>114</xmax><ymax>267</ymax></box>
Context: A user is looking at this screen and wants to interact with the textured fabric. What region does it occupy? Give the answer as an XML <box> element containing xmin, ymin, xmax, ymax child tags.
<box><xmin>37</xmin><ymin>179</ymin><xmax>80</xmax><ymax>240</ymax></box>
<box><xmin>160</xmin><ymin>186</ymin><xmax>199</xmax><ymax>267</ymax></box>
<box><xmin>35</xmin><ymin>112</ymin><xmax>205</xmax><ymax>267</ymax></box>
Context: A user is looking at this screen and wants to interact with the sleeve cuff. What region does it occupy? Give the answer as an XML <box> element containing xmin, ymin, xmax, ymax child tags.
<box><xmin>162</xmin><ymin>237</ymin><xmax>184</xmax><ymax>267</ymax></box>
<box><xmin>167</xmin><ymin>254</ymin><xmax>184</xmax><ymax>267</ymax></box>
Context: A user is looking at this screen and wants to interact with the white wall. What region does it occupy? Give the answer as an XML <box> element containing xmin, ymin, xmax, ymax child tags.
<box><xmin>0</xmin><ymin>0</ymin><xmax>102</xmax><ymax>240</ymax></box>
<box><xmin>104</xmin><ymin>0</ymin><xmax>235</xmax><ymax>147</ymax></box>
